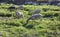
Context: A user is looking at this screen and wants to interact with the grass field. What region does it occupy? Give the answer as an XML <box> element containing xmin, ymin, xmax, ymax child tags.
<box><xmin>0</xmin><ymin>3</ymin><xmax>60</xmax><ymax>37</ymax></box>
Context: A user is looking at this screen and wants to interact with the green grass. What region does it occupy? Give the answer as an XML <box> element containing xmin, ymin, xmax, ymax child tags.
<box><xmin>0</xmin><ymin>4</ymin><xmax>60</xmax><ymax>37</ymax></box>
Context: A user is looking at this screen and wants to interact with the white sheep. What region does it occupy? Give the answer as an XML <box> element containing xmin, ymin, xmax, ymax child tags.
<box><xmin>0</xmin><ymin>32</ymin><xmax>3</xmax><ymax>37</ymax></box>
<box><xmin>26</xmin><ymin>14</ymin><xmax>42</xmax><ymax>23</ymax></box>
<box><xmin>57</xmin><ymin>3</ymin><xmax>60</xmax><ymax>6</ymax></box>
<box><xmin>15</xmin><ymin>11</ymin><xmax>24</xmax><ymax>19</ymax></box>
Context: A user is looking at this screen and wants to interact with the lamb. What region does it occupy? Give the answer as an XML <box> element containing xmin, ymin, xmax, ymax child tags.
<box><xmin>57</xmin><ymin>3</ymin><xmax>60</xmax><ymax>6</ymax></box>
<box><xmin>0</xmin><ymin>32</ymin><xmax>3</xmax><ymax>37</ymax></box>
<box><xmin>23</xmin><ymin>14</ymin><xmax>42</xmax><ymax>26</ymax></box>
<box><xmin>26</xmin><ymin>14</ymin><xmax>42</xmax><ymax>23</ymax></box>
<box><xmin>15</xmin><ymin>11</ymin><xmax>24</xmax><ymax>19</ymax></box>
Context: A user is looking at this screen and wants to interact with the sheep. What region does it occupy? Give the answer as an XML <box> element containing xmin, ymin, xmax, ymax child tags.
<box><xmin>15</xmin><ymin>10</ymin><xmax>24</xmax><ymax>19</ymax></box>
<box><xmin>23</xmin><ymin>14</ymin><xmax>42</xmax><ymax>26</ymax></box>
<box><xmin>57</xmin><ymin>3</ymin><xmax>60</xmax><ymax>6</ymax></box>
<box><xmin>32</xmin><ymin>9</ymin><xmax>41</xmax><ymax>14</ymax></box>
<box><xmin>0</xmin><ymin>32</ymin><xmax>3</xmax><ymax>37</ymax></box>
<box><xmin>26</xmin><ymin>14</ymin><xmax>42</xmax><ymax>23</ymax></box>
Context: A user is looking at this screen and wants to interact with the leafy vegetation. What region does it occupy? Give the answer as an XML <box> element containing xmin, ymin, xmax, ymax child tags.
<box><xmin>0</xmin><ymin>3</ymin><xmax>60</xmax><ymax>37</ymax></box>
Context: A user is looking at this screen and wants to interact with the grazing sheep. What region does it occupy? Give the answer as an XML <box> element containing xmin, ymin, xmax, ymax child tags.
<box><xmin>57</xmin><ymin>3</ymin><xmax>60</xmax><ymax>6</ymax></box>
<box><xmin>23</xmin><ymin>14</ymin><xmax>42</xmax><ymax>26</ymax></box>
<box><xmin>15</xmin><ymin>11</ymin><xmax>24</xmax><ymax>19</ymax></box>
<box><xmin>0</xmin><ymin>32</ymin><xmax>3</xmax><ymax>37</ymax></box>
<box><xmin>26</xmin><ymin>14</ymin><xmax>42</xmax><ymax>23</ymax></box>
<box><xmin>32</xmin><ymin>9</ymin><xmax>41</xmax><ymax>14</ymax></box>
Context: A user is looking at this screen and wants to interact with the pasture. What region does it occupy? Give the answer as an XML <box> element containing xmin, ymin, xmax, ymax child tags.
<box><xmin>0</xmin><ymin>3</ymin><xmax>60</xmax><ymax>37</ymax></box>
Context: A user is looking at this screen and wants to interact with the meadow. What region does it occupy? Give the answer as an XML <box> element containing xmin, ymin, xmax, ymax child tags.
<box><xmin>0</xmin><ymin>3</ymin><xmax>60</xmax><ymax>37</ymax></box>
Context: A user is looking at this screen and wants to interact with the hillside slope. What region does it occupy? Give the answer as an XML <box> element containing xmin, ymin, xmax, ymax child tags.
<box><xmin>0</xmin><ymin>4</ymin><xmax>60</xmax><ymax>37</ymax></box>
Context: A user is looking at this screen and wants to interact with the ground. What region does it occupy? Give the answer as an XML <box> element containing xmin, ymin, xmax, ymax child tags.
<box><xmin>0</xmin><ymin>3</ymin><xmax>60</xmax><ymax>37</ymax></box>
